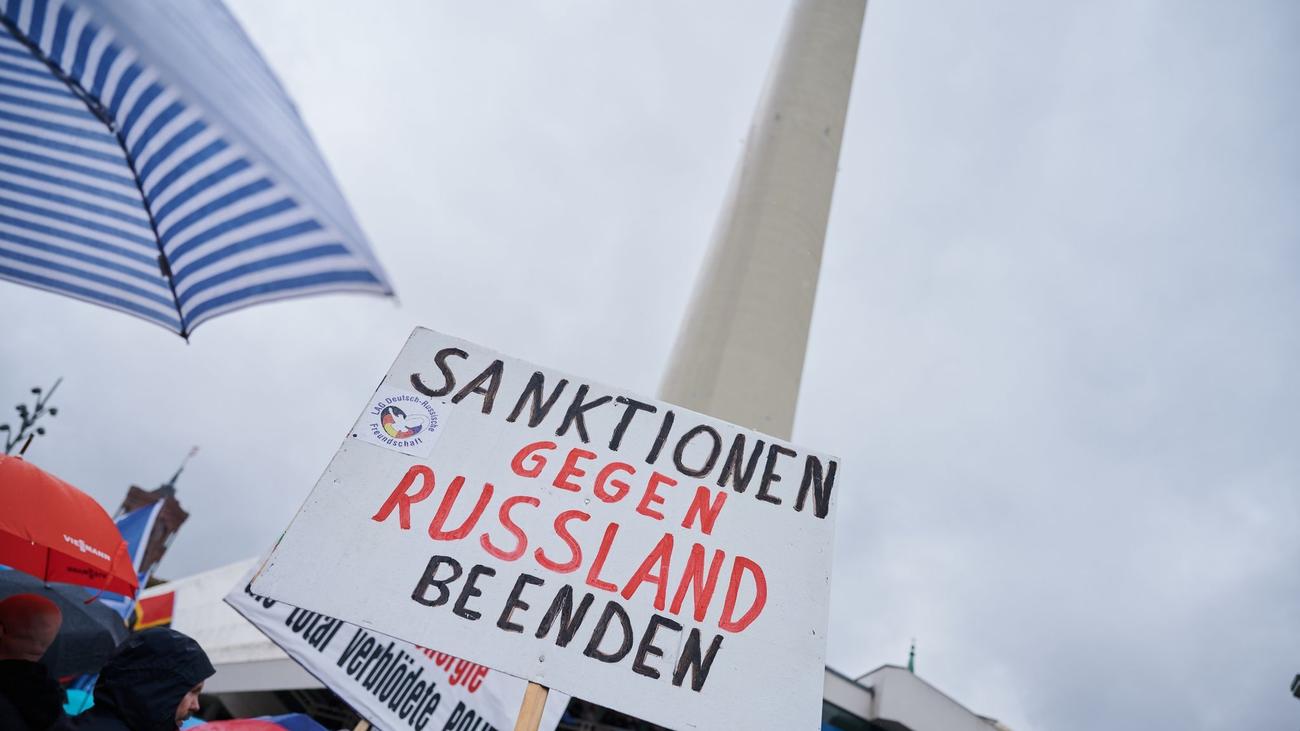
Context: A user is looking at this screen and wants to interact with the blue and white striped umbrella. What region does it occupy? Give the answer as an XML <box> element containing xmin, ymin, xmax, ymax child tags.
<box><xmin>0</xmin><ymin>0</ymin><xmax>392</xmax><ymax>337</ymax></box>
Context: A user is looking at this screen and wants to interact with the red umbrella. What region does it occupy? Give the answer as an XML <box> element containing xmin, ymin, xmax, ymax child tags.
<box><xmin>192</xmin><ymin>715</ymin><xmax>328</xmax><ymax>731</ymax></box>
<box><xmin>187</xmin><ymin>717</ymin><xmax>280</xmax><ymax>723</ymax></box>
<box><xmin>0</xmin><ymin>455</ymin><xmax>136</xmax><ymax>595</ymax></box>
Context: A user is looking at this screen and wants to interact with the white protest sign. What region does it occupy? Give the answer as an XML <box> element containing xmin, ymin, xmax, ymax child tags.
<box><xmin>254</xmin><ymin>327</ymin><xmax>841</xmax><ymax>730</ymax></box>
<box><xmin>224</xmin><ymin>565</ymin><xmax>568</xmax><ymax>731</ymax></box>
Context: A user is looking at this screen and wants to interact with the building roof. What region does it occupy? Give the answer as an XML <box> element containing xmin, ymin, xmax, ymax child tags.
<box><xmin>854</xmin><ymin>665</ymin><xmax>1005</xmax><ymax>731</ymax></box>
<box><xmin>139</xmin><ymin>558</ymin><xmax>321</xmax><ymax>693</ymax></box>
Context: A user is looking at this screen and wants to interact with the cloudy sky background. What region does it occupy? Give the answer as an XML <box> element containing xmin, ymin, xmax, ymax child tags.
<box><xmin>3</xmin><ymin>1</ymin><xmax>1297</xmax><ymax>729</ymax></box>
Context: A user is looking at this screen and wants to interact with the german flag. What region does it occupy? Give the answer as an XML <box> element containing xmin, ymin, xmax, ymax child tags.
<box><xmin>134</xmin><ymin>591</ymin><xmax>175</xmax><ymax>630</ymax></box>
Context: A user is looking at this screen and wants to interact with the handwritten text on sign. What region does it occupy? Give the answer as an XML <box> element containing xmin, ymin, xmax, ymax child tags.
<box><xmin>253</xmin><ymin>327</ymin><xmax>841</xmax><ymax>730</ymax></box>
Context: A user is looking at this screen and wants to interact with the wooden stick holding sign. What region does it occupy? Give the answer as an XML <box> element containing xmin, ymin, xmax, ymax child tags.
<box><xmin>512</xmin><ymin>682</ymin><xmax>550</xmax><ymax>731</ymax></box>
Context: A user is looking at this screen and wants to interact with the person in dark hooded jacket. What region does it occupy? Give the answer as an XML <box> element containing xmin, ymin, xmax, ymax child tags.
<box><xmin>73</xmin><ymin>628</ymin><xmax>214</xmax><ymax>731</ymax></box>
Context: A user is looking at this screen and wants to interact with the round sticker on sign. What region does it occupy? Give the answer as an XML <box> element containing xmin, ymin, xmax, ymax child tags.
<box><xmin>353</xmin><ymin>386</ymin><xmax>448</xmax><ymax>458</ymax></box>
<box><xmin>380</xmin><ymin>405</ymin><xmax>428</xmax><ymax>440</ymax></box>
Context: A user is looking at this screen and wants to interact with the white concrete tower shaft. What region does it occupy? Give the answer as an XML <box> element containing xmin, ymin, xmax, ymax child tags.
<box><xmin>658</xmin><ymin>0</ymin><xmax>866</xmax><ymax>439</ymax></box>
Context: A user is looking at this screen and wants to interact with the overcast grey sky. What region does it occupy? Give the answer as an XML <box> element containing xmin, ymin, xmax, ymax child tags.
<box><xmin>3</xmin><ymin>1</ymin><xmax>1297</xmax><ymax>729</ymax></box>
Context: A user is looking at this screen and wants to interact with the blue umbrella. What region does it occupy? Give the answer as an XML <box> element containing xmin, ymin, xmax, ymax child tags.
<box><xmin>0</xmin><ymin>0</ymin><xmax>392</xmax><ymax>337</ymax></box>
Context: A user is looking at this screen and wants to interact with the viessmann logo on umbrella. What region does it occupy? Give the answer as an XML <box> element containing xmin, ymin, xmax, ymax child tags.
<box><xmin>63</xmin><ymin>534</ymin><xmax>110</xmax><ymax>561</ymax></box>
<box><xmin>353</xmin><ymin>385</ymin><xmax>446</xmax><ymax>458</ymax></box>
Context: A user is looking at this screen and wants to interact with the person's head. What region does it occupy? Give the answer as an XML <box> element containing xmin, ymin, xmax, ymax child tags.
<box><xmin>175</xmin><ymin>679</ymin><xmax>204</xmax><ymax>725</ymax></box>
<box><xmin>0</xmin><ymin>593</ymin><xmax>62</xmax><ymax>661</ymax></box>
<box><xmin>93</xmin><ymin>628</ymin><xmax>215</xmax><ymax>730</ymax></box>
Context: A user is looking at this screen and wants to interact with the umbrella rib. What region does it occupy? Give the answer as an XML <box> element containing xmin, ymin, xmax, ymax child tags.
<box><xmin>0</xmin><ymin>16</ymin><xmax>190</xmax><ymax>339</ymax></box>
